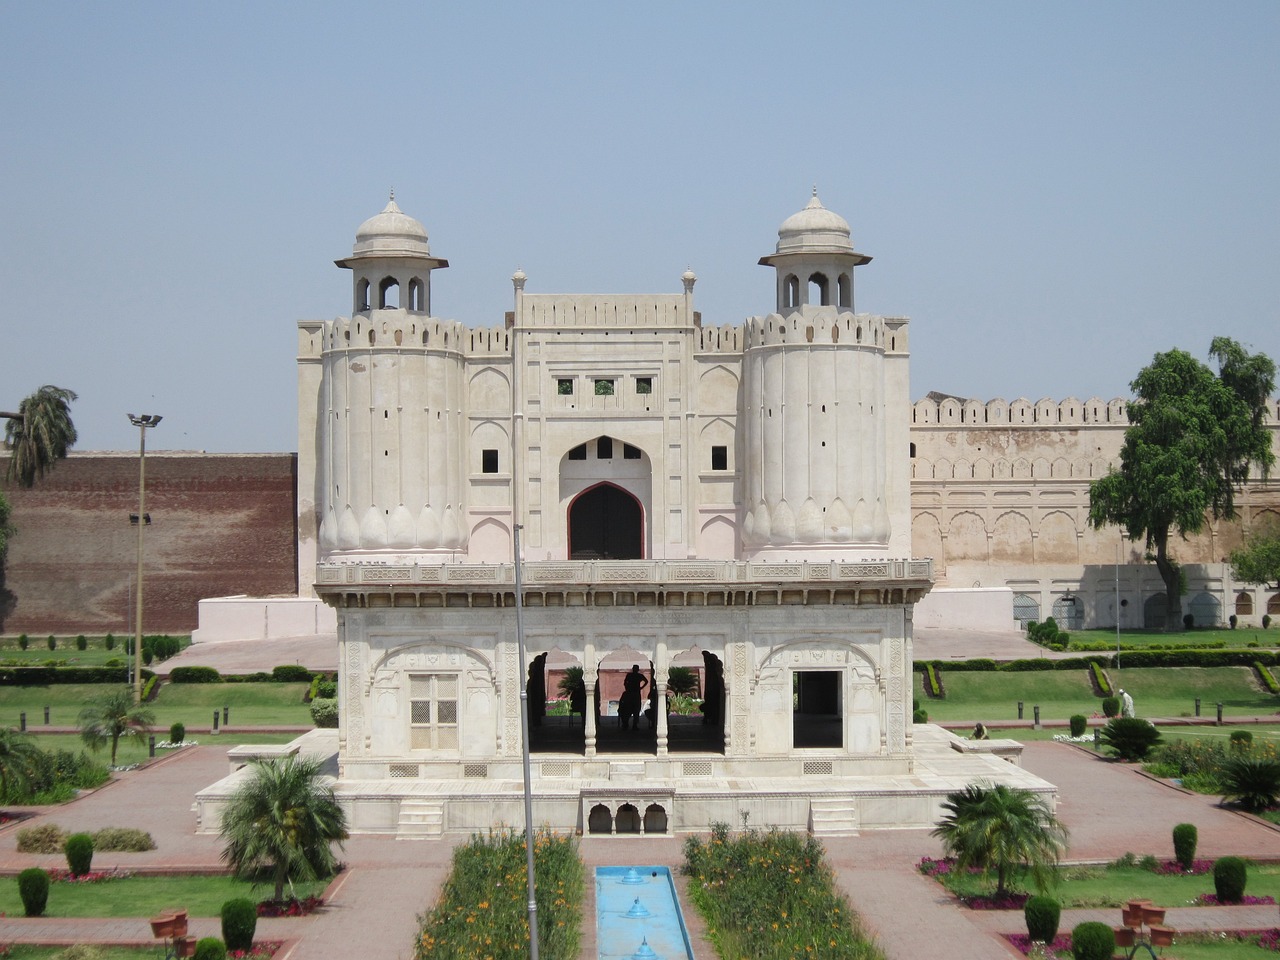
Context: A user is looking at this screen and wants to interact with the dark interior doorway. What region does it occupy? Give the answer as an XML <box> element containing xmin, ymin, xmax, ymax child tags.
<box><xmin>793</xmin><ymin>670</ymin><xmax>842</xmax><ymax>748</ymax></box>
<box><xmin>569</xmin><ymin>484</ymin><xmax>643</xmax><ymax>559</ymax></box>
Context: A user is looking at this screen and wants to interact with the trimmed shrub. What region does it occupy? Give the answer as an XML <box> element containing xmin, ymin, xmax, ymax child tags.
<box><xmin>1231</xmin><ymin>615</ymin><xmax>1239</xmax><ymax>629</ymax></box>
<box><xmin>1089</xmin><ymin>662</ymin><xmax>1112</xmax><ymax>696</ymax></box>
<box><xmin>1213</xmin><ymin>856</ymin><xmax>1248</xmax><ymax>903</ymax></box>
<box><xmin>18</xmin><ymin>867</ymin><xmax>49</xmax><ymax>916</ymax></box>
<box><xmin>1256</xmin><ymin>662</ymin><xmax>1280</xmax><ymax>694</ymax></box>
<box><xmin>923</xmin><ymin>662</ymin><xmax>944</xmax><ymax>698</ymax></box>
<box><xmin>64</xmin><ymin>832</ymin><xmax>94</xmax><ymax>877</ymax></box>
<box><xmin>1069</xmin><ymin>714</ymin><xmax>1087</xmax><ymax>738</ymax></box>
<box><xmin>0</xmin><ymin>666</ymin><xmax>154</xmax><ymax>686</ymax></box>
<box><xmin>221</xmin><ymin>898</ymin><xmax>257</xmax><ymax>952</ymax></box>
<box><xmin>193</xmin><ymin>938</ymin><xmax>227</xmax><ymax>960</ymax></box>
<box><xmin>1101</xmin><ymin>696</ymin><xmax>1120</xmax><ymax>718</ymax></box>
<box><xmin>18</xmin><ymin>634</ymin><xmax>29</xmax><ymax>650</ymax></box>
<box><xmin>316</xmin><ymin>678</ymin><xmax>337</xmax><ymax>700</ymax></box>
<box><xmin>1024</xmin><ymin>895</ymin><xmax>1060</xmax><ymax>943</ymax></box>
<box><xmin>1265</xmin><ymin>614</ymin><xmax>1273</xmax><ymax>629</ymax></box>
<box><xmin>1099</xmin><ymin>717</ymin><xmax>1162</xmax><ymax>761</ymax></box>
<box><xmin>272</xmin><ymin>664</ymin><xmax>313</xmax><ymax>683</ymax></box>
<box><xmin>92</xmin><ymin>828</ymin><xmax>156</xmax><ymax>852</ymax></box>
<box><xmin>1221</xmin><ymin>756</ymin><xmax>1280</xmax><ymax>812</ymax></box>
<box><xmin>170</xmin><ymin>722</ymin><xmax>186</xmax><ymax>744</ymax></box>
<box><xmin>1071</xmin><ymin>921</ymin><xmax>1115</xmax><ymax>960</ymax></box>
<box><xmin>912</xmin><ymin>708</ymin><xmax>928</xmax><ymax>724</ymax></box>
<box><xmin>1230</xmin><ymin>730</ymin><xmax>1254</xmax><ymax>751</ymax></box>
<box><xmin>104</xmin><ymin>634</ymin><xmax>115</xmax><ymax>651</ymax></box>
<box><xmin>310</xmin><ymin>698</ymin><xmax>339</xmax><ymax>728</ymax></box>
<box><xmin>47</xmin><ymin>635</ymin><xmax>56</xmax><ymax>651</ymax></box>
<box><xmin>76</xmin><ymin>635</ymin><xmax>88</xmax><ymax>651</ymax></box>
<box><xmin>1172</xmin><ymin>823</ymin><xmax>1198</xmax><ymax>871</ymax></box>
<box><xmin>17</xmin><ymin>823</ymin><xmax>67</xmax><ymax>853</ymax></box>
<box><xmin>142</xmin><ymin>648</ymin><xmax>154</xmax><ymax>666</ymax></box>
<box><xmin>169</xmin><ymin>666</ymin><xmax>221</xmax><ymax>683</ymax></box>
<box><xmin>1183</xmin><ymin>613</ymin><xmax>1195</xmax><ymax>629</ymax></box>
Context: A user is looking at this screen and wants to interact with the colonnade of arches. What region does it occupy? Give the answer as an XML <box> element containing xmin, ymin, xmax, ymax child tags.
<box><xmin>525</xmin><ymin>648</ymin><xmax>725</xmax><ymax>756</ymax></box>
<box><xmin>586</xmin><ymin>802</ymin><xmax>669</xmax><ymax>835</ymax></box>
<box><xmin>355</xmin><ymin>275</ymin><xmax>426</xmax><ymax>312</ymax></box>
<box><xmin>781</xmin><ymin>271</ymin><xmax>853</xmax><ymax>309</ymax></box>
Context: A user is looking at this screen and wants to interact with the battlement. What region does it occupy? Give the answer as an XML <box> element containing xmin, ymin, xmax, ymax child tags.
<box><xmin>744</xmin><ymin>311</ymin><xmax>885</xmax><ymax>349</ymax></box>
<box><xmin>465</xmin><ymin>325</ymin><xmax>510</xmax><ymax>357</ymax></box>
<box><xmin>911</xmin><ymin>395</ymin><xmax>1126</xmax><ymax>425</ymax></box>
<box><xmin>696</xmin><ymin>323</ymin><xmax>744</xmax><ymax>354</ymax></box>
<box><xmin>518</xmin><ymin>294</ymin><xmax>692</xmax><ymax>329</ymax></box>
<box><xmin>322</xmin><ymin>313</ymin><xmax>468</xmax><ymax>353</ymax></box>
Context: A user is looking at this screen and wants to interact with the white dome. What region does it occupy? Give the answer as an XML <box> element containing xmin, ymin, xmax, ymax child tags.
<box><xmin>350</xmin><ymin>197</ymin><xmax>432</xmax><ymax>258</ymax></box>
<box><xmin>774</xmin><ymin>192</ymin><xmax>855</xmax><ymax>256</ymax></box>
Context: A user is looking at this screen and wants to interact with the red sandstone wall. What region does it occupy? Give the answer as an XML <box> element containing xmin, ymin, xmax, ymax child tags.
<box><xmin>0</xmin><ymin>452</ymin><xmax>298</xmax><ymax>635</ymax></box>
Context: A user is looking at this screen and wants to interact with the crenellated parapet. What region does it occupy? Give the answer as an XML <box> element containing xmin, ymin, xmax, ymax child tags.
<box><xmin>696</xmin><ymin>323</ymin><xmax>743</xmax><ymax>354</ymax></box>
<box><xmin>322</xmin><ymin>313</ymin><xmax>469</xmax><ymax>353</ymax></box>
<box><xmin>518</xmin><ymin>294</ymin><xmax>692</xmax><ymax>329</ymax></box>
<box><xmin>463</xmin><ymin>325</ymin><xmax>510</xmax><ymax>358</ymax></box>
<box><xmin>912</xmin><ymin>395</ymin><xmax>1130</xmax><ymax>425</ymax></box>
<box><xmin>743</xmin><ymin>311</ymin><xmax>885</xmax><ymax>349</ymax></box>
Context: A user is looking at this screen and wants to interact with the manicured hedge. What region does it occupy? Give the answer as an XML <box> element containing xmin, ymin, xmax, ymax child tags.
<box><xmin>1255</xmin><ymin>662</ymin><xmax>1280</xmax><ymax>694</ymax></box>
<box><xmin>168</xmin><ymin>666</ymin><xmax>222</xmax><ymax>684</ymax></box>
<box><xmin>0</xmin><ymin>666</ymin><xmax>156</xmax><ymax>686</ymax></box>
<box><xmin>915</xmin><ymin>650</ymin><xmax>1278</xmax><ymax>673</ymax></box>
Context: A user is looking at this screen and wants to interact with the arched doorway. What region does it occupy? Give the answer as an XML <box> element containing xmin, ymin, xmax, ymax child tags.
<box><xmin>568</xmin><ymin>483</ymin><xmax>643</xmax><ymax>559</ymax></box>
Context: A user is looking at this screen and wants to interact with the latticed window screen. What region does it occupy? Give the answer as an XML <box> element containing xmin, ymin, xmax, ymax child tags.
<box><xmin>409</xmin><ymin>674</ymin><xmax>458</xmax><ymax>750</ymax></box>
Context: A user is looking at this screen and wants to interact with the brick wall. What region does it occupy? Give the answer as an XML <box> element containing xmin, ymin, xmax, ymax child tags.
<box><xmin>0</xmin><ymin>452</ymin><xmax>298</xmax><ymax>635</ymax></box>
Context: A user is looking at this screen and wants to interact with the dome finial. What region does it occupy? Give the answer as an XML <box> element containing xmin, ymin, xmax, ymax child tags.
<box><xmin>389</xmin><ymin>187</ymin><xmax>395</xmax><ymax>202</ymax></box>
<box><xmin>812</xmin><ymin>183</ymin><xmax>818</xmax><ymax>198</ymax></box>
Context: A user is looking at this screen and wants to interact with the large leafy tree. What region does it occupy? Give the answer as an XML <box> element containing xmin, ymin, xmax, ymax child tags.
<box><xmin>77</xmin><ymin>688</ymin><xmax>156</xmax><ymax>766</ymax></box>
<box><xmin>0</xmin><ymin>727</ymin><xmax>43</xmax><ymax>801</ymax></box>
<box><xmin>3</xmin><ymin>385</ymin><xmax>79</xmax><ymax>488</ymax></box>
<box><xmin>931</xmin><ymin>783</ymin><xmax>1068</xmax><ymax>897</ymax></box>
<box><xmin>1089</xmin><ymin>339</ymin><xmax>1275</xmax><ymax>631</ymax></box>
<box><xmin>1230</xmin><ymin>520</ymin><xmax>1280</xmax><ymax>590</ymax></box>
<box><xmin>220</xmin><ymin>754</ymin><xmax>349</xmax><ymax>901</ymax></box>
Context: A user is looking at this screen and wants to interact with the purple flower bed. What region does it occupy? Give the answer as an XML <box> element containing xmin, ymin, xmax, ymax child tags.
<box><xmin>1007</xmin><ymin>933</ymin><xmax>1072</xmax><ymax>955</ymax></box>
<box><xmin>1195</xmin><ymin>893</ymin><xmax>1277</xmax><ymax>906</ymax></box>
<box><xmin>1153</xmin><ymin>859</ymin><xmax>1213</xmax><ymax>875</ymax></box>
<box><xmin>917</xmin><ymin>856</ymin><xmax>952</xmax><ymax>877</ymax></box>
<box><xmin>1260</xmin><ymin>929</ymin><xmax>1280</xmax><ymax>951</ymax></box>
<box><xmin>961</xmin><ymin>891</ymin><xmax>1030</xmax><ymax>910</ymax></box>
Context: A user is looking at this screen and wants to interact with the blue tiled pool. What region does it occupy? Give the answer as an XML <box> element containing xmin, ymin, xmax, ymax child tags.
<box><xmin>595</xmin><ymin>866</ymin><xmax>695</xmax><ymax>960</ymax></box>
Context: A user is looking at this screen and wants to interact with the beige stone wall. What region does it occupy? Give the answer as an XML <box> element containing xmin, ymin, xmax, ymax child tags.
<box><xmin>909</xmin><ymin>396</ymin><xmax>1280</xmax><ymax>627</ymax></box>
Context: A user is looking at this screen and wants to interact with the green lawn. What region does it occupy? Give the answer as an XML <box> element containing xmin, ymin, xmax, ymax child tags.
<box><xmin>0</xmin><ymin>635</ymin><xmax>190</xmax><ymax>668</ymax></box>
<box><xmin>0</xmin><ymin>873</ymin><xmax>327</xmax><ymax>918</ymax></box>
<box><xmin>21</xmin><ymin>730</ymin><xmax>303</xmax><ymax>766</ymax></box>
<box><xmin>1000</xmin><ymin>723</ymin><xmax>1280</xmax><ymax>744</ymax></box>
<box><xmin>940</xmin><ymin>862</ymin><xmax>1280</xmax><ymax>909</ymax></box>
<box><xmin>918</xmin><ymin>666</ymin><xmax>1278</xmax><ymax>724</ymax></box>
<box><xmin>1070</xmin><ymin>628</ymin><xmax>1280</xmax><ymax>650</ymax></box>
<box><xmin>0</xmin><ymin>682</ymin><xmax>312</xmax><ymax>731</ymax></box>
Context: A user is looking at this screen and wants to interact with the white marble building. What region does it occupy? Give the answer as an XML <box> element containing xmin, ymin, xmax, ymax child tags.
<box><xmin>212</xmin><ymin>192</ymin><xmax>1056</xmax><ymax>838</ymax></box>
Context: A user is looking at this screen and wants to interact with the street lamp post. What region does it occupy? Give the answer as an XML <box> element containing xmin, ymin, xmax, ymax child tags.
<box><xmin>128</xmin><ymin>413</ymin><xmax>161</xmax><ymax>703</ymax></box>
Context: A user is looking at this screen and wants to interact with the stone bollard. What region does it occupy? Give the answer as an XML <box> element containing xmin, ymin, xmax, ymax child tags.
<box><xmin>213</xmin><ymin>710</ymin><xmax>220</xmax><ymax>733</ymax></box>
<box><xmin>1017</xmin><ymin>700</ymin><xmax>1024</xmax><ymax>720</ymax></box>
<box><xmin>149</xmin><ymin>735</ymin><xmax>156</xmax><ymax>758</ymax></box>
<box><xmin>1217</xmin><ymin>702</ymin><xmax>1224</xmax><ymax>726</ymax></box>
<box><xmin>1195</xmin><ymin>697</ymin><xmax>1201</xmax><ymax>717</ymax></box>
<box><xmin>19</xmin><ymin>712</ymin><xmax>26</xmax><ymax>732</ymax></box>
<box><xmin>1033</xmin><ymin>705</ymin><xmax>1041</xmax><ymax>730</ymax></box>
<box><xmin>43</xmin><ymin>705</ymin><xmax>50</xmax><ymax>724</ymax></box>
<box><xmin>223</xmin><ymin>706</ymin><xmax>229</xmax><ymax>726</ymax></box>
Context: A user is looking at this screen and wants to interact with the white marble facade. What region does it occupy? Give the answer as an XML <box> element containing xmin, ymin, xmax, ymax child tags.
<box><xmin>277</xmin><ymin>194</ymin><xmax>1055</xmax><ymax>837</ymax></box>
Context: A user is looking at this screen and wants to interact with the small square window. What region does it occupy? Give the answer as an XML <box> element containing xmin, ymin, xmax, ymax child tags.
<box><xmin>594</xmin><ymin>379</ymin><xmax>615</xmax><ymax>396</ymax></box>
<box><xmin>568</xmin><ymin>444</ymin><xmax>587</xmax><ymax>461</ymax></box>
<box><xmin>596</xmin><ymin>437</ymin><xmax>613</xmax><ymax>459</ymax></box>
<box><xmin>482</xmin><ymin>449</ymin><xmax>499</xmax><ymax>474</ymax></box>
<box><xmin>711</xmin><ymin>445</ymin><xmax>728</xmax><ymax>471</ymax></box>
<box><xmin>623</xmin><ymin>443</ymin><xmax>641</xmax><ymax>460</ymax></box>
<box><xmin>557</xmin><ymin>378</ymin><xmax>573</xmax><ymax>395</ymax></box>
<box><xmin>636</xmin><ymin>377</ymin><xmax>652</xmax><ymax>394</ymax></box>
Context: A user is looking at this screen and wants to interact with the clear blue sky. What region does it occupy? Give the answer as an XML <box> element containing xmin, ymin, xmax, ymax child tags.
<box><xmin>2</xmin><ymin>2</ymin><xmax>1277</xmax><ymax>453</ymax></box>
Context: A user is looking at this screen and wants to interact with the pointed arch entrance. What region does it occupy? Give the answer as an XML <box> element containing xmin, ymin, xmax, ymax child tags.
<box><xmin>568</xmin><ymin>483</ymin><xmax>644</xmax><ymax>559</ymax></box>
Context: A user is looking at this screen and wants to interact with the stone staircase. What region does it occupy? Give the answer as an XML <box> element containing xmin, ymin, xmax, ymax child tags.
<box><xmin>808</xmin><ymin>797</ymin><xmax>859</xmax><ymax>836</ymax></box>
<box><xmin>397</xmin><ymin>799</ymin><xmax>444</xmax><ymax>838</ymax></box>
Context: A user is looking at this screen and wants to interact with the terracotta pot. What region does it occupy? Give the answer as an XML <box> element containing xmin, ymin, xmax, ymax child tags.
<box><xmin>175</xmin><ymin>936</ymin><xmax>197</xmax><ymax>959</ymax></box>
<box><xmin>1141</xmin><ymin>907</ymin><xmax>1166</xmax><ymax>926</ymax></box>
<box><xmin>1150</xmin><ymin>926</ymin><xmax>1175</xmax><ymax>947</ymax></box>
<box><xmin>1114</xmin><ymin>926</ymin><xmax>1136</xmax><ymax>947</ymax></box>
<box><xmin>149</xmin><ymin>915</ymin><xmax>177</xmax><ymax>939</ymax></box>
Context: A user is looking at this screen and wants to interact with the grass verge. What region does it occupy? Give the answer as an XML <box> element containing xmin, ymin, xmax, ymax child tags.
<box><xmin>0</xmin><ymin>873</ymin><xmax>326</xmax><ymax>918</ymax></box>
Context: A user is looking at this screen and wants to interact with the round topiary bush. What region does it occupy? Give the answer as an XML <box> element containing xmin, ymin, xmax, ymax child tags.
<box><xmin>76</xmin><ymin>635</ymin><xmax>87</xmax><ymax>651</ymax></box>
<box><xmin>1102</xmin><ymin>696</ymin><xmax>1120</xmax><ymax>718</ymax></box>
<box><xmin>18</xmin><ymin>634</ymin><xmax>29</xmax><ymax>651</ymax></box>
<box><xmin>64</xmin><ymin>832</ymin><xmax>94</xmax><ymax>877</ymax></box>
<box><xmin>18</xmin><ymin>867</ymin><xmax>50</xmax><ymax>916</ymax></box>
<box><xmin>1214</xmin><ymin>856</ymin><xmax>1248</xmax><ymax>902</ymax></box>
<box><xmin>104</xmin><ymin>634</ymin><xmax>115</xmax><ymax>651</ymax></box>
<box><xmin>1024</xmin><ymin>895</ymin><xmax>1060</xmax><ymax>943</ymax></box>
<box><xmin>1071</xmin><ymin>921</ymin><xmax>1115</xmax><ymax>960</ymax></box>
<box><xmin>912</xmin><ymin>708</ymin><xmax>928</xmax><ymax>724</ymax></box>
<box><xmin>1069</xmin><ymin>714</ymin><xmax>1087</xmax><ymax>738</ymax></box>
<box><xmin>1172</xmin><ymin>823</ymin><xmax>1198</xmax><ymax>871</ymax></box>
<box><xmin>1230</xmin><ymin>730</ymin><xmax>1254</xmax><ymax>751</ymax></box>
<box><xmin>170</xmin><ymin>722</ymin><xmax>186</xmax><ymax>745</ymax></box>
<box><xmin>193</xmin><ymin>937</ymin><xmax>227</xmax><ymax>960</ymax></box>
<box><xmin>220</xmin><ymin>898</ymin><xmax>257</xmax><ymax>952</ymax></box>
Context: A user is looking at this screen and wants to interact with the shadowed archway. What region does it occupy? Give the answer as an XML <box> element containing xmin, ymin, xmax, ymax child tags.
<box><xmin>568</xmin><ymin>483</ymin><xmax>643</xmax><ymax>559</ymax></box>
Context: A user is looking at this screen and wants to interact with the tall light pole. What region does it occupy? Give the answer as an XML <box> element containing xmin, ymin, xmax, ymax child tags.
<box><xmin>512</xmin><ymin>524</ymin><xmax>539</xmax><ymax>960</ymax></box>
<box><xmin>128</xmin><ymin>413</ymin><xmax>161</xmax><ymax>703</ymax></box>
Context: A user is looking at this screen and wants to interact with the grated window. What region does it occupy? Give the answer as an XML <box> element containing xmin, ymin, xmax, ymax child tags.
<box><xmin>803</xmin><ymin>761</ymin><xmax>833</xmax><ymax>776</ymax></box>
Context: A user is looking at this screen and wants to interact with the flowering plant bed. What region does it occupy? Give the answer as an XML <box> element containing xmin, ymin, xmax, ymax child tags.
<box><xmin>1195</xmin><ymin>893</ymin><xmax>1277</xmax><ymax>905</ymax></box>
<box><xmin>229</xmin><ymin>941</ymin><xmax>284</xmax><ymax>958</ymax></box>
<box><xmin>1006</xmin><ymin>933</ymin><xmax>1073</xmax><ymax>956</ymax></box>
<box><xmin>257</xmin><ymin>895</ymin><xmax>323</xmax><ymax>917</ymax></box>
<box><xmin>1154</xmin><ymin>859</ymin><xmax>1214</xmax><ymax>875</ymax></box>
<box><xmin>46</xmin><ymin>868</ymin><xmax>132</xmax><ymax>884</ymax></box>
<box><xmin>684</xmin><ymin>823</ymin><xmax>886</xmax><ymax>959</ymax></box>
<box><xmin>960</xmin><ymin>891</ymin><xmax>1030</xmax><ymax>910</ymax></box>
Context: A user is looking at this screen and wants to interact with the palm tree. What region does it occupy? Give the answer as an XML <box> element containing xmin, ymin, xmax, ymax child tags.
<box><xmin>220</xmin><ymin>754</ymin><xmax>349</xmax><ymax>901</ymax></box>
<box><xmin>0</xmin><ymin>727</ymin><xmax>43</xmax><ymax>801</ymax></box>
<box><xmin>77</xmin><ymin>688</ymin><xmax>155</xmax><ymax>766</ymax></box>
<box><xmin>3</xmin><ymin>385</ymin><xmax>78</xmax><ymax>488</ymax></box>
<box><xmin>931</xmin><ymin>782</ymin><xmax>1068</xmax><ymax>897</ymax></box>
